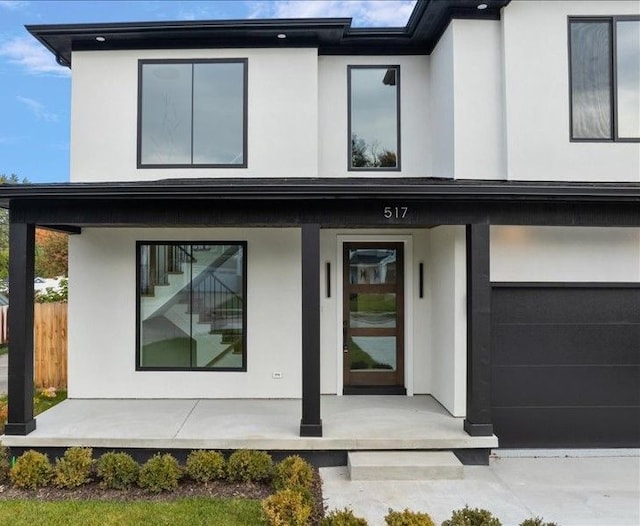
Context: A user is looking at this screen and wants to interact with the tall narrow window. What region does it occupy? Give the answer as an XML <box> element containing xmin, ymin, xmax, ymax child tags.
<box><xmin>569</xmin><ymin>17</ymin><xmax>640</xmax><ymax>141</ymax></box>
<box><xmin>137</xmin><ymin>242</ymin><xmax>246</xmax><ymax>371</ymax></box>
<box><xmin>348</xmin><ymin>65</ymin><xmax>400</xmax><ymax>170</ymax></box>
<box><xmin>616</xmin><ymin>20</ymin><xmax>640</xmax><ymax>139</ymax></box>
<box><xmin>138</xmin><ymin>59</ymin><xmax>247</xmax><ymax>167</ymax></box>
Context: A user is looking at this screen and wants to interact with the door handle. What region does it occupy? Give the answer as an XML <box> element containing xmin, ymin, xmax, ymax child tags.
<box><xmin>343</xmin><ymin>321</ymin><xmax>349</xmax><ymax>353</ymax></box>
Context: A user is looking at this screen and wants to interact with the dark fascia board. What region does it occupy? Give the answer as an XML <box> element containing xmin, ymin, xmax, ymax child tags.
<box><xmin>0</xmin><ymin>178</ymin><xmax>638</xmax><ymax>208</ymax></box>
<box><xmin>26</xmin><ymin>0</ymin><xmax>510</xmax><ymax>67</ymax></box>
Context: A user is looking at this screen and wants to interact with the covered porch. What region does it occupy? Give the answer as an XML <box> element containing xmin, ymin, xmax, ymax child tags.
<box><xmin>1</xmin><ymin>395</ymin><xmax>496</xmax><ymax>454</ymax></box>
<box><xmin>1</xmin><ymin>177</ymin><xmax>637</xmax><ymax>450</ymax></box>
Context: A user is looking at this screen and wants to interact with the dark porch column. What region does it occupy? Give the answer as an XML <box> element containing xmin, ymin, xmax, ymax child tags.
<box><xmin>5</xmin><ymin>219</ymin><xmax>36</xmax><ymax>435</ymax></box>
<box><xmin>300</xmin><ymin>223</ymin><xmax>322</xmax><ymax>437</ymax></box>
<box><xmin>464</xmin><ymin>223</ymin><xmax>493</xmax><ymax>436</ymax></box>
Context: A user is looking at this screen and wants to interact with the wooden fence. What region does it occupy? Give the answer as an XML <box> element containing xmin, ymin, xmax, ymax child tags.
<box><xmin>0</xmin><ymin>306</ymin><xmax>7</xmax><ymax>344</ymax></box>
<box><xmin>34</xmin><ymin>302</ymin><xmax>68</xmax><ymax>389</ymax></box>
<box><xmin>0</xmin><ymin>303</ymin><xmax>68</xmax><ymax>389</ymax></box>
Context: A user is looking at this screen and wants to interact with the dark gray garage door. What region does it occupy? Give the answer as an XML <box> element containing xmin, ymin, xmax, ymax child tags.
<box><xmin>491</xmin><ymin>284</ymin><xmax>640</xmax><ymax>448</ymax></box>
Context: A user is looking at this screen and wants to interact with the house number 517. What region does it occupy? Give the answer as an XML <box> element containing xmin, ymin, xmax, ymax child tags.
<box><xmin>384</xmin><ymin>206</ymin><xmax>408</xmax><ymax>219</ymax></box>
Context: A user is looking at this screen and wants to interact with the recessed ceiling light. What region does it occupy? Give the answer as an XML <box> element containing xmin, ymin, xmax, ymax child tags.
<box><xmin>95</xmin><ymin>36</ymin><xmax>106</xmax><ymax>42</ymax></box>
<box><xmin>477</xmin><ymin>3</ymin><xmax>488</xmax><ymax>9</ymax></box>
<box><xmin>277</xmin><ymin>33</ymin><xmax>287</xmax><ymax>39</ymax></box>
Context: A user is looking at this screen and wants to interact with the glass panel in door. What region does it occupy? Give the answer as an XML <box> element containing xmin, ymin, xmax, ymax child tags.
<box><xmin>343</xmin><ymin>243</ymin><xmax>404</xmax><ymax>391</ymax></box>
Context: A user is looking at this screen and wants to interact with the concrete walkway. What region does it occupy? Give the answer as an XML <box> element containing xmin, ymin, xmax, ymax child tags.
<box><xmin>320</xmin><ymin>452</ymin><xmax>640</xmax><ymax>526</ymax></box>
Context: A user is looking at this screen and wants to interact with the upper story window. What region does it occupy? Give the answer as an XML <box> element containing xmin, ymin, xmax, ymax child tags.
<box><xmin>569</xmin><ymin>17</ymin><xmax>639</xmax><ymax>141</ymax></box>
<box><xmin>138</xmin><ymin>59</ymin><xmax>248</xmax><ymax>167</ymax></box>
<box><xmin>348</xmin><ymin>65</ymin><xmax>401</xmax><ymax>170</ymax></box>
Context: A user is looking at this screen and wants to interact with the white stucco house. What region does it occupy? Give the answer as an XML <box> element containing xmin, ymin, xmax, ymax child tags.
<box><xmin>0</xmin><ymin>0</ymin><xmax>638</xmax><ymax>457</ymax></box>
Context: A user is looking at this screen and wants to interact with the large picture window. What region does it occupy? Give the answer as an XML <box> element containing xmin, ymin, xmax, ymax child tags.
<box><xmin>138</xmin><ymin>59</ymin><xmax>248</xmax><ymax>167</ymax></box>
<box><xmin>569</xmin><ymin>17</ymin><xmax>639</xmax><ymax>141</ymax></box>
<box><xmin>348</xmin><ymin>65</ymin><xmax>401</xmax><ymax>170</ymax></box>
<box><xmin>137</xmin><ymin>242</ymin><xmax>246</xmax><ymax>371</ymax></box>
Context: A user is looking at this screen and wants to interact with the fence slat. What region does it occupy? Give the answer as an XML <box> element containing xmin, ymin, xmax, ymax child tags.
<box><xmin>0</xmin><ymin>305</ymin><xmax>8</xmax><ymax>344</ymax></box>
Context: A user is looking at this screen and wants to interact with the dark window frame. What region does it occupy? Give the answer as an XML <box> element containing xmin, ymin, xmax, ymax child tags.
<box><xmin>137</xmin><ymin>58</ymin><xmax>249</xmax><ymax>168</ymax></box>
<box><xmin>135</xmin><ymin>240</ymin><xmax>248</xmax><ymax>372</ymax></box>
<box><xmin>568</xmin><ymin>15</ymin><xmax>640</xmax><ymax>143</ymax></box>
<box><xmin>347</xmin><ymin>64</ymin><xmax>402</xmax><ymax>172</ymax></box>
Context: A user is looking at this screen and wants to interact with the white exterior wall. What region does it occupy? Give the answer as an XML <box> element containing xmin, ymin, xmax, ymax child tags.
<box><xmin>68</xmin><ymin>228</ymin><xmax>301</xmax><ymax>398</ymax></box>
<box><xmin>318</xmin><ymin>55</ymin><xmax>430</xmax><ymax>178</ymax></box>
<box><xmin>452</xmin><ymin>19</ymin><xmax>506</xmax><ymax>180</ymax></box>
<box><xmin>70</xmin><ymin>48</ymin><xmax>318</xmax><ymax>182</ymax></box>
<box><xmin>69</xmin><ymin>227</ymin><xmax>436</xmax><ymax>399</ymax></box>
<box><xmin>430</xmin><ymin>19</ymin><xmax>505</xmax><ymax>180</ymax></box>
<box><xmin>491</xmin><ymin>226</ymin><xmax>640</xmax><ymax>282</ymax></box>
<box><xmin>430</xmin><ymin>24</ymin><xmax>455</xmax><ymax>178</ymax></box>
<box><xmin>502</xmin><ymin>0</ymin><xmax>640</xmax><ymax>181</ymax></box>
<box><xmin>427</xmin><ymin>226</ymin><xmax>467</xmax><ymax>416</ymax></box>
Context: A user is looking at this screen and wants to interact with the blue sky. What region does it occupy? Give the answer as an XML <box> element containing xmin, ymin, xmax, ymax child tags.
<box><xmin>0</xmin><ymin>0</ymin><xmax>416</xmax><ymax>183</ymax></box>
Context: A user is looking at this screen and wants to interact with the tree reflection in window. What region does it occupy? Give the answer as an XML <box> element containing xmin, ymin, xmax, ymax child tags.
<box><xmin>349</xmin><ymin>66</ymin><xmax>400</xmax><ymax>170</ymax></box>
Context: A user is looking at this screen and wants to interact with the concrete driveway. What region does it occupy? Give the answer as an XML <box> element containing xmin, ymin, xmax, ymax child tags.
<box><xmin>321</xmin><ymin>452</ymin><xmax>640</xmax><ymax>526</ymax></box>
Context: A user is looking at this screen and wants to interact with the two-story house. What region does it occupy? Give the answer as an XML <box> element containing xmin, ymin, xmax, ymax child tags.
<box><xmin>1</xmin><ymin>0</ymin><xmax>638</xmax><ymax>459</ymax></box>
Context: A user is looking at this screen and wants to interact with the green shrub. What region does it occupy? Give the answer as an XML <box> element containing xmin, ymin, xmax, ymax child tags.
<box><xmin>442</xmin><ymin>506</ymin><xmax>502</xmax><ymax>526</ymax></box>
<box><xmin>384</xmin><ymin>508</ymin><xmax>435</xmax><ymax>526</ymax></box>
<box><xmin>262</xmin><ymin>488</ymin><xmax>312</xmax><ymax>526</ymax></box>
<box><xmin>96</xmin><ymin>451</ymin><xmax>140</xmax><ymax>490</ymax></box>
<box><xmin>10</xmin><ymin>450</ymin><xmax>53</xmax><ymax>489</ymax></box>
<box><xmin>185</xmin><ymin>449</ymin><xmax>225</xmax><ymax>482</ymax></box>
<box><xmin>321</xmin><ymin>507</ymin><xmax>369</xmax><ymax>525</ymax></box>
<box><xmin>520</xmin><ymin>518</ymin><xmax>559</xmax><ymax>526</ymax></box>
<box><xmin>0</xmin><ymin>444</ymin><xmax>10</xmax><ymax>483</ymax></box>
<box><xmin>53</xmin><ymin>447</ymin><xmax>93</xmax><ymax>488</ymax></box>
<box><xmin>273</xmin><ymin>455</ymin><xmax>314</xmax><ymax>492</ymax></box>
<box><xmin>227</xmin><ymin>449</ymin><xmax>273</xmax><ymax>483</ymax></box>
<box><xmin>138</xmin><ymin>453</ymin><xmax>182</xmax><ymax>493</ymax></box>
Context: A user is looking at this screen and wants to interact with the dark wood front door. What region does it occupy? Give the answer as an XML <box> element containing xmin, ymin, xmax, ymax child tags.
<box><xmin>343</xmin><ymin>242</ymin><xmax>405</xmax><ymax>394</ymax></box>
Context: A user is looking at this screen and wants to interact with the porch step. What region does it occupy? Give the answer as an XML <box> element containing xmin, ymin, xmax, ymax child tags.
<box><xmin>348</xmin><ymin>451</ymin><xmax>463</xmax><ymax>481</ymax></box>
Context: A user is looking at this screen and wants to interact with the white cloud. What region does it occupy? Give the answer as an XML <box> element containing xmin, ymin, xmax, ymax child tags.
<box><xmin>0</xmin><ymin>36</ymin><xmax>70</xmax><ymax>76</ymax></box>
<box><xmin>16</xmin><ymin>96</ymin><xmax>59</xmax><ymax>122</ymax></box>
<box><xmin>0</xmin><ymin>1</ymin><xmax>29</xmax><ymax>10</ymax></box>
<box><xmin>177</xmin><ymin>5</ymin><xmax>217</xmax><ymax>21</ymax></box>
<box><xmin>247</xmin><ymin>0</ymin><xmax>417</xmax><ymax>27</ymax></box>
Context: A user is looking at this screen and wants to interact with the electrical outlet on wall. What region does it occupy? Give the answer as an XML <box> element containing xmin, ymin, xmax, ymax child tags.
<box><xmin>272</xmin><ymin>372</ymin><xmax>283</xmax><ymax>379</ymax></box>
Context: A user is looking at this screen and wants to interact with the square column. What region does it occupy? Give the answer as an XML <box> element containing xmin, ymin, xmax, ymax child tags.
<box><xmin>5</xmin><ymin>220</ymin><xmax>36</xmax><ymax>435</ymax></box>
<box><xmin>464</xmin><ymin>223</ymin><xmax>493</xmax><ymax>436</ymax></box>
<box><xmin>300</xmin><ymin>223</ymin><xmax>322</xmax><ymax>437</ymax></box>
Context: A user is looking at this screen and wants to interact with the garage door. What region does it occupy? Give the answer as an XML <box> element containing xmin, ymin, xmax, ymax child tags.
<box><xmin>491</xmin><ymin>285</ymin><xmax>640</xmax><ymax>448</ymax></box>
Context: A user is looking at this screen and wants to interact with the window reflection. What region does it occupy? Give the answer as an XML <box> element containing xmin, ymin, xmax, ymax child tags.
<box><xmin>349</xmin><ymin>249</ymin><xmax>397</xmax><ymax>284</ymax></box>
<box><xmin>570</xmin><ymin>22</ymin><xmax>612</xmax><ymax>139</ymax></box>
<box><xmin>138</xmin><ymin>243</ymin><xmax>245</xmax><ymax>370</ymax></box>
<box><xmin>616</xmin><ymin>20</ymin><xmax>640</xmax><ymax>139</ymax></box>
<box><xmin>349</xmin><ymin>66</ymin><xmax>399</xmax><ymax>169</ymax></box>
<box><xmin>140</xmin><ymin>60</ymin><xmax>246</xmax><ymax>166</ymax></box>
<box><xmin>569</xmin><ymin>18</ymin><xmax>640</xmax><ymax>141</ymax></box>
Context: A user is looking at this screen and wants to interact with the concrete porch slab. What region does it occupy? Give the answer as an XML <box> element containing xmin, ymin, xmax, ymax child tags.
<box><xmin>1</xmin><ymin>395</ymin><xmax>498</xmax><ymax>451</ymax></box>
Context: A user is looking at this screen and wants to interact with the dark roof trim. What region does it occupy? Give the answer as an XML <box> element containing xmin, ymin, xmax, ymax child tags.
<box><xmin>26</xmin><ymin>0</ymin><xmax>510</xmax><ymax>67</ymax></box>
<box><xmin>0</xmin><ymin>178</ymin><xmax>638</xmax><ymax>208</ymax></box>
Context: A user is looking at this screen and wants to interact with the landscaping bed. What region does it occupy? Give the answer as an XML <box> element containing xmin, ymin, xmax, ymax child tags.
<box><xmin>0</xmin><ymin>447</ymin><xmax>325</xmax><ymax>526</ymax></box>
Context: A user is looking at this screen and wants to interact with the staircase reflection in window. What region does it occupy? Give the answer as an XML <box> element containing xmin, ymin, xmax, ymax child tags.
<box><xmin>137</xmin><ymin>242</ymin><xmax>246</xmax><ymax>371</ymax></box>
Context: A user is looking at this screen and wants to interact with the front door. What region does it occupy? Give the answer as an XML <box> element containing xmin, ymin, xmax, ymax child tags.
<box><xmin>343</xmin><ymin>242</ymin><xmax>405</xmax><ymax>394</ymax></box>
